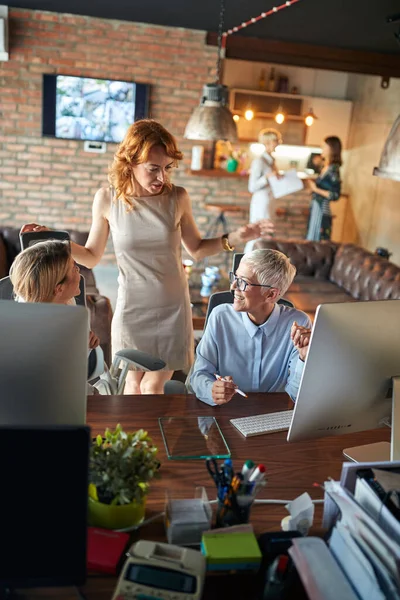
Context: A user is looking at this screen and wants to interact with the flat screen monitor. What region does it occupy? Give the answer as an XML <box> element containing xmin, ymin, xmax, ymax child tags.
<box><xmin>0</xmin><ymin>301</ymin><xmax>88</xmax><ymax>426</ymax></box>
<box><xmin>0</xmin><ymin>425</ymin><xmax>89</xmax><ymax>590</ymax></box>
<box><xmin>42</xmin><ymin>74</ymin><xmax>150</xmax><ymax>143</ymax></box>
<box><xmin>287</xmin><ymin>300</ymin><xmax>400</xmax><ymax>461</ymax></box>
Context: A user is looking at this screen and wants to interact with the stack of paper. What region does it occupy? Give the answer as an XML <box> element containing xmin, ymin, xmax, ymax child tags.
<box><xmin>268</xmin><ymin>169</ymin><xmax>304</xmax><ymax>199</ymax></box>
<box><xmin>322</xmin><ymin>461</ymin><xmax>400</xmax><ymax>600</ymax></box>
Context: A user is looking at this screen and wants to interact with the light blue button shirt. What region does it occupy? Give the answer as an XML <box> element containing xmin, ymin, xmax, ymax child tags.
<box><xmin>190</xmin><ymin>303</ymin><xmax>312</xmax><ymax>406</ymax></box>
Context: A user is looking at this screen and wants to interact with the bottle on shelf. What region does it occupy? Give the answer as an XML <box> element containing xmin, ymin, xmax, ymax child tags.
<box><xmin>259</xmin><ymin>69</ymin><xmax>266</xmax><ymax>91</ymax></box>
<box><xmin>268</xmin><ymin>68</ymin><xmax>276</xmax><ymax>92</ymax></box>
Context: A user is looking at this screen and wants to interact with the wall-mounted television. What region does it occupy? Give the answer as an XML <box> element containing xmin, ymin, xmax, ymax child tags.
<box><xmin>42</xmin><ymin>74</ymin><xmax>150</xmax><ymax>143</ymax></box>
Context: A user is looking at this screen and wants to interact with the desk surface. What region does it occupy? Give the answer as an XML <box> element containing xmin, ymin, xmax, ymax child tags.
<box><xmin>22</xmin><ymin>393</ymin><xmax>390</xmax><ymax>599</ymax></box>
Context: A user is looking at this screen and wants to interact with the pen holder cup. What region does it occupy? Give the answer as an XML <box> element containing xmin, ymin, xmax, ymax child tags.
<box><xmin>165</xmin><ymin>486</ymin><xmax>212</xmax><ymax>546</ymax></box>
<box><xmin>215</xmin><ymin>497</ymin><xmax>253</xmax><ymax>528</ymax></box>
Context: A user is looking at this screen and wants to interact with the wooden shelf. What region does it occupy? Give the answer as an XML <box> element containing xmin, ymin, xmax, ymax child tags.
<box><xmin>187</xmin><ymin>169</ymin><xmax>247</xmax><ymax>178</ymax></box>
<box><xmin>205</xmin><ymin>203</ymin><xmax>248</xmax><ymax>213</ymax></box>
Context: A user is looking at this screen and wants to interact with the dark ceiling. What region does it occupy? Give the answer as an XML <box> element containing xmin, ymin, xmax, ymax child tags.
<box><xmin>9</xmin><ymin>0</ymin><xmax>400</xmax><ymax>55</ymax></box>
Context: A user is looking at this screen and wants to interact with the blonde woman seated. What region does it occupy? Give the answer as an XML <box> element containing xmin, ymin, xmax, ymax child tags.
<box><xmin>10</xmin><ymin>240</ymin><xmax>99</xmax><ymax>349</ymax></box>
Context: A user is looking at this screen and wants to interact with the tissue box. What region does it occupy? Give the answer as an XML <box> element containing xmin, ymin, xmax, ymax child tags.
<box><xmin>165</xmin><ymin>486</ymin><xmax>212</xmax><ymax>546</ymax></box>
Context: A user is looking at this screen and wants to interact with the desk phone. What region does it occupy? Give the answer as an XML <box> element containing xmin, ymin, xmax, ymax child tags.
<box><xmin>112</xmin><ymin>540</ymin><xmax>206</xmax><ymax>600</ymax></box>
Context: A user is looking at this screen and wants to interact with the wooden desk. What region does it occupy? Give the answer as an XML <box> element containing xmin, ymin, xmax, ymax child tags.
<box><xmin>21</xmin><ymin>393</ymin><xmax>390</xmax><ymax>599</ymax></box>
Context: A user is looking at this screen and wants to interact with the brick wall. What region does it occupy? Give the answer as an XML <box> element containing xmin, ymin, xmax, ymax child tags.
<box><xmin>0</xmin><ymin>9</ymin><xmax>307</xmax><ymax>267</ymax></box>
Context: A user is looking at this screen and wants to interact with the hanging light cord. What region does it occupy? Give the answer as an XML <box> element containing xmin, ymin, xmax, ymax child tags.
<box><xmin>215</xmin><ymin>0</ymin><xmax>226</xmax><ymax>84</ymax></box>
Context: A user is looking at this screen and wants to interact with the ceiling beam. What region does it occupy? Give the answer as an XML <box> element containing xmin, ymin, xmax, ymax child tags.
<box><xmin>207</xmin><ymin>33</ymin><xmax>400</xmax><ymax>79</ymax></box>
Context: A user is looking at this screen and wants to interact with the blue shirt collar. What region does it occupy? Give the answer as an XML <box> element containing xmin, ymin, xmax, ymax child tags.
<box><xmin>240</xmin><ymin>304</ymin><xmax>280</xmax><ymax>338</ymax></box>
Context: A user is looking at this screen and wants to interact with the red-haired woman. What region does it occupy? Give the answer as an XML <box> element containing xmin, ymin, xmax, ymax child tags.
<box><xmin>22</xmin><ymin>120</ymin><xmax>273</xmax><ymax>394</ymax></box>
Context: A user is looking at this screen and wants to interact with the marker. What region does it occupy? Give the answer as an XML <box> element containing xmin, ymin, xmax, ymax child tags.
<box><xmin>241</xmin><ymin>460</ymin><xmax>255</xmax><ymax>482</ymax></box>
<box><xmin>214</xmin><ymin>374</ymin><xmax>248</xmax><ymax>398</ymax></box>
<box><xmin>248</xmin><ymin>464</ymin><xmax>266</xmax><ymax>483</ymax></box>
<box><xmin>222</xmin><ymin>458</ymin><xmax>234</xmax><ymax>484</ymax></box>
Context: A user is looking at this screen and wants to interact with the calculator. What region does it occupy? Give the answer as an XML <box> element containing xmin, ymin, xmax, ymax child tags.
<box><xmin>112</xmin><ymin>540</ymin><xmax>206</xmax><ymax>600</ymax></box>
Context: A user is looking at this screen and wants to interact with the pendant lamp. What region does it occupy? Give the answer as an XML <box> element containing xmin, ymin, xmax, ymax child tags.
<box><xmin>373</xmin><ymin>114</ymin><xmax>400</xmax><ymax>182</ymax></box>
<box><xmin>184</xmin><ymin>0</ymin><xmax>238</xmax><ymax>142</ymax></box>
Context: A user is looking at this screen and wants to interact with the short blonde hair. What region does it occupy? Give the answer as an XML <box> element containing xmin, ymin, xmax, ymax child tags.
<box><xmin>10</xmin><ymin>240</ymin><xmax>71</xmax><ymax>303</ymax></box>
<box><xmin>108</xmin><ymin>119</ymin><xmax>183</xmax><ymax>211</ymax></box>
<box><xmin>242</xmin><ymin>249</ymin><xmax>296</xmax><ymax>299</ymax></box>
<box><xmin>258</xmin><ymin>128</ymin><xmax>282</xmax><ymax>145</ymax></box>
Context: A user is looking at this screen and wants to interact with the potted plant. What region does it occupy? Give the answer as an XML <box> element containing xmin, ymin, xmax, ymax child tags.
<box><xmin>88</xmin><ymin>424</ymin><xmax>160</xmax><ymax>530</ymax></box>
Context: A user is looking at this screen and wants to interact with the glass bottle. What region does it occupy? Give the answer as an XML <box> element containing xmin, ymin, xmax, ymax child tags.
<box><xmin>268</xmin><ymin>68</ymin><xmax>276</xmax><ymax>92</ymax></box>
<box><xmin>259</xmin><ymin>69</ymin><xmax>266</xmax><ymax>91</ymax></box>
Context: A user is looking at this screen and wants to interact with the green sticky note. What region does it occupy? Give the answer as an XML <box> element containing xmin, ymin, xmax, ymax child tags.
<box><xmin>201</xmin><ymin>532</ymin><xmax>262</xmax><ymax>565</ymax></box>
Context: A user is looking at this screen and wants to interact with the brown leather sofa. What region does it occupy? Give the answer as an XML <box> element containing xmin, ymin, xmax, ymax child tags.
<box><xmin>254</xmin><ymin>239</ymin><xmax>400</xmax><ymax>319</ymax></box>
<box><xmin>0</xmin><ymin>226</ymin><xmax>113</xmax><ymax>364</ymax></box>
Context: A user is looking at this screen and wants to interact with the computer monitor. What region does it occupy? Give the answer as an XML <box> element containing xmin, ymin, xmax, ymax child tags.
<box><xmin>0</xmin><ymin>301</ymin><xmax>88</xmax><ymax>425</ymax></box>
<box><xmin>287</xmin><ymin>300</ymin><xmax>400</xmax><ymax>462</ymax></box>
<box><xmin>0</xmin><ymin>425</ymin><xmax>89</xmax><ymax>591</ymax></box>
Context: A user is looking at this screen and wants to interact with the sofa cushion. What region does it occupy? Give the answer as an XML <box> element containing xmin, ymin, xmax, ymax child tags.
<box><xmin>330</xmin><ymin>244</ymin><xmax>400</xmax><ymax>300</ymax></box>
<box><xmin>284</xmin><ymin>277</ymin><xmax>357</xmax><ymax>319</ymax></box>
<box><xmin>254</xmin><ymin>239</ymin><xmax>338</xmax><ymax>280</ymax></box>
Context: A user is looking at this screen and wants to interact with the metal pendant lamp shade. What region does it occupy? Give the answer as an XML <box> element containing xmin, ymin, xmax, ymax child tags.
<box><xmin>184</xmin><ymin>83</ymin><xmax>238</xmax><ymax>142</ymax></box>
<box><xmin>373</xmin><ymin>114</ymin><xmax>400</xmax><ymax>182</ymax></box>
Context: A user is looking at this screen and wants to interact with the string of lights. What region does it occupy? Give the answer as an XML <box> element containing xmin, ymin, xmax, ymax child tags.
<box><xmin>221</xmin><ymin>0</ymin><xmax>302</xmax><ymax>50</ymax></box>
<box><xmin>220</xmin><ymin>0</ymin><xmax>316</xmax><ymax>127</ymax></box>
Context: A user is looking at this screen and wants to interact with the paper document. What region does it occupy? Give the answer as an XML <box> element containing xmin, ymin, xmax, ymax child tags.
<box><xmin>268</xmin><ymin>169</ymin><xmax>304</xmax><ymax>199</ymax></box>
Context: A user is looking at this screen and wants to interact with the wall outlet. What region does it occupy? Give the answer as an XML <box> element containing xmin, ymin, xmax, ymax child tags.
<box><xmin>83</xmin><ymin>141</ymin><xmax>107</xmax><ymax>153</ymax></box>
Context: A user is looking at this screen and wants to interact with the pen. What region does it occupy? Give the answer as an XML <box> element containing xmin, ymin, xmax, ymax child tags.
<box><xmin>248</xmin><ymin>464</ymin><xmax>266</xmax><ymax>483</ymax></box>
<box><xmin>214</xmin><ymin>374</ymin><xmax>248</xmax><ymax>398</ymax></box>
<box><xmin>241</xmin><ymin>459</ymin><xmax>255</xmax><ymax>482</ymax></box>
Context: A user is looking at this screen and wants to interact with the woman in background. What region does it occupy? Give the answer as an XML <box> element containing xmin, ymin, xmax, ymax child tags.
<box><xmin>245</xmin><ymin>128</ymin><xmax>282</xmax><ymax>253</ymax></box>
<box><xmin>21</xmin><ymin>120</ymin><xmax>273</xmax><ymax>395</ymax></box>
<box><xmin>306</xmin><ymin>136</ymin><xmax>342</xmax><ymax>241</ymax></box>
<box><xmin>10</xmin><ymin>239</ymin><xmax>99</xmax><ymax>349</ymax></box>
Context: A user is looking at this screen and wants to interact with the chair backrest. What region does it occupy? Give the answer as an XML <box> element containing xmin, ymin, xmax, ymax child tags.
<box><xmin>0</xmin><ymin>276</ymin><xmax>14</xmax><ymax>300</ymax></box>
<box><xmin>232</xmin><ymin>253</ymin><xmax>243</xmax><ymax>273</ymax></box>
<box><xmin>205</xmin><ymin>291</ymin><xmax>233</xmax><ymax>328</ymax></box>
<box><xmin>20</xmin><ymin>230</ymin><xmax>70</xmax><ymax>250</ymax></box>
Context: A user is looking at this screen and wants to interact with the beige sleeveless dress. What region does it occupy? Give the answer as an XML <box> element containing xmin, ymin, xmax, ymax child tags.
<box><xmin>109</xmin><ymin>185</ymin><xmax>193</xmax><ymax>371</ymax></box>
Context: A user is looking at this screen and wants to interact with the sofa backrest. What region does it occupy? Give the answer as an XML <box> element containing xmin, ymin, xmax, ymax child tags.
<box><xmin>253</xmin><ymin>240</ymin><xmax>338</xmax><ymax>280</ymax></box>
<box><xmin>330</xmin><ymin>244</ymin><xmax>400</xmax><ymax>300</ymax></box>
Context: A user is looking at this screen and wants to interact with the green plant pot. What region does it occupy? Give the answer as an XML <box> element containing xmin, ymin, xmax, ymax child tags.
<box><xmin>226</xmin><ymin>157</ymin><xmax>239</xmax><ymax>173</ymax></box>
<box><xmin>88</xmin><ymin>496</ymin><xmax>146</xmax><ymax>530</ymax></box>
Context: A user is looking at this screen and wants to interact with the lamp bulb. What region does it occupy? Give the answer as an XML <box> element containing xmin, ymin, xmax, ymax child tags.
<box><xmin>275</xmin><ymin>112</ymin><xmax>285</xmax><ymax>125</ymax></box>
<box><xmin>244</xmin><ymin>109</ymin><xmax>254</xmax><ymax>121</ymax></box>
<box><xmin>305</xmin><ymin>115</ymin><xmax>314</xmax><ymax>126</ymax></box>
<box><xmin>233</xmin><ymin>114</ymin><xmax>240</xmax><ymax>122</ymax></box>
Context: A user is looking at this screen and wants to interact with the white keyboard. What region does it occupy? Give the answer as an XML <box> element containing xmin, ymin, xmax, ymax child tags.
<box><xmin>230</xmin><ymin>410</ymin><xmax>294</xmax><ymax>438</ymax></box>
